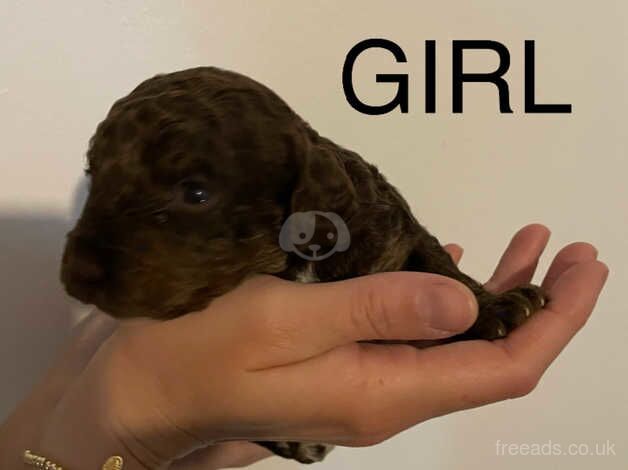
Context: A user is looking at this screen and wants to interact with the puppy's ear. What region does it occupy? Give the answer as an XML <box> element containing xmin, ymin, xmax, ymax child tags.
<box><xmin>291</xmin><ymin>141</ymin><xmax>357</xmax><ymax>216</ymax></box>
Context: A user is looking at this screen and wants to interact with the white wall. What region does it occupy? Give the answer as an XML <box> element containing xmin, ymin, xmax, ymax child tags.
<box><xmin>1</xmin><ymin>1</ymin><xmax>626</xmax><ymax>469</ymax></box>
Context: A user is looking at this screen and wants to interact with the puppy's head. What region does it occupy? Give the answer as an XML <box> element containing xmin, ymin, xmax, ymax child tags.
<box><xmin>61</xmin><ymin>67</ymin><xmax>356</xmax><ymax>318</ymax></box>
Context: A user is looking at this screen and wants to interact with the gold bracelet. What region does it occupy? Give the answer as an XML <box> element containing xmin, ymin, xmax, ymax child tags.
<box><xmin>24</xmin><ymin>450</ymin><xmax>124</xmax><ymax>469</ymax></box>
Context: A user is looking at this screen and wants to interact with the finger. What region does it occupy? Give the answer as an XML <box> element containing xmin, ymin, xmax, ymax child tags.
<box><xmin>484</xmin><ymin>224</ymin><xmax>550</xmax><ymax>293</ymax></box>
<box><xmin>502</xmin><ymin>259</ymin><xmax>608</xmax><ymax>372</ymax></box>
<box><xmin>170</xmin><ymin>442</ymin><xmax>271</xmax><ymax>469</ymax></box>
<box><xmin>377</xmin><ymin>260</ymin><xmax>608</xmax><ymax>430</ymax></box>
<box><xmin>541</xmin><ymin>242</ymin><xmax>598</xmax><ymax>291</ymax></box>
<box><xmin>443</xmin><ymin>243</ymin><xmax>463</xmax><ymax>265</ymax></box>
<box><xmin>434</xmin><ymin>260</ymin><xmax>608</xmax><ymax>409</ymax></box>
<box><xmin>223</xmin><ymin>273</ymin><xmax>477</xmax><ymax>370</ymax></box>
<box><xmin>267</xmin><ymin>260</ymin><xmax>608</xmax><ymax>444</ymax></box>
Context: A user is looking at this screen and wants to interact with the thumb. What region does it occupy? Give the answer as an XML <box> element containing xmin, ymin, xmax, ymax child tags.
<box><xmin>229</xmin><ymin>273</ymin><xmax>478</xmax><ymax>370</ymax></box>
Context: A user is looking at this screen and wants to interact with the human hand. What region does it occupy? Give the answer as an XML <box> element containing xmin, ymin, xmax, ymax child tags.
<box><xmin>0</xmin><ymin>240</ymin><xmax>471</xmax><ymax>470</ymax></box>
<box><xmin>0</xmin><ymin>224</ymin><xmax>608</xmax><ymax>470</ymax></box>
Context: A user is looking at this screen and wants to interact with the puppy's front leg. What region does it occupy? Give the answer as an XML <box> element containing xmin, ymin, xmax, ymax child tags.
<box><xmin>255</xmin><ymin>440</ymin><xmax>334</xmax><ymax>464</ymax></box>
<box><xmin>402</xmin><ymin>231</ymin><xmax>546</xmax><ymax>340</ymax></box>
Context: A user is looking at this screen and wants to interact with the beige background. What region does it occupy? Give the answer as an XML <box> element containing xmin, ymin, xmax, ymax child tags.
<box><xmin>1</xmin><ymin>1</ymin><xmax>626</xmax><ymax>469</ymax></box>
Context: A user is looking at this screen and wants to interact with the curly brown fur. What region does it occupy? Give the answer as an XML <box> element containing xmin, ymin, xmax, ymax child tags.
<box><xmin>61</xmin><ymin>66</ymin><xmax>547</xmax><ymax>463</ymax></box>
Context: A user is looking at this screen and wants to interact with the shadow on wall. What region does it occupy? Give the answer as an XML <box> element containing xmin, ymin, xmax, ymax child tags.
<box><xmin>0</xmin><ymin>177</ymin><xmax>89</xmax><ymax>420</ymax></box>
<box><xmin>0</xmin><ymin>213</ymin><xmax>77</xmax><ymax>420</ymax></box>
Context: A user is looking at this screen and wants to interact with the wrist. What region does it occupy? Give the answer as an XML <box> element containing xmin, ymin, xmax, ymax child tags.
<box><xmin>36</xmin><ymin>363</ymin><xmax>152</xmax><ymax>470</ymax></box>
<box><xmin>39</xmin><ymin>329</ymin><xmax>208</xmax><ymax>469</ymax></box>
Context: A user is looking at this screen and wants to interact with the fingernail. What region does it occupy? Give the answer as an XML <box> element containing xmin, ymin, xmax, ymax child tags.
<box><xmin>419</xmin><ymin>282</ymin><xmax>477</xmax><ymax>333</ymax></box>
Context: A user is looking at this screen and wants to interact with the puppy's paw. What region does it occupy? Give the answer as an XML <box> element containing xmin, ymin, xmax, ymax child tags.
<box><xmin>255</xmin><ymin>440</ymin><xmax>334</xmax><ymax>464</ymax></box>
<box><xmin>466</xmin><ymin>284</ymin><xmax>548</xmax><ymax>340</ymax></box>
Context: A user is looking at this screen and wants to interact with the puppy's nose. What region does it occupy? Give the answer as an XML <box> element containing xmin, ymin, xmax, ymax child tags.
<box><xmin>308</xmin><ymin>244</ymin><xmax>321</xmax><ymax>252</ymax></box>
<box><xmin>61</xmin><ymin>233</ymin><xmax>107</xmax><ymax>301</ymax></box>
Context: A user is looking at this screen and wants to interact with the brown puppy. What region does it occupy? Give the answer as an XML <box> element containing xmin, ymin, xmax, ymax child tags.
<box><xmin>61</xmin><ymin>67</ymin><xmax>546</xmax><ymax>464</ymax></box>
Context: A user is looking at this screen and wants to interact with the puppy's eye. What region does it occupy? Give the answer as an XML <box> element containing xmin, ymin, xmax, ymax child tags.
<box><xmin>181</xmin><ymin>181</ymin><xmax>210</xmax><ymax>205</ymax></box>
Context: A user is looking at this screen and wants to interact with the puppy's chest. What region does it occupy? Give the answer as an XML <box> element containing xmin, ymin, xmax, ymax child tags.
<box><xmin>295</xmin><ymin>263</ymin><xmax>319</xmax><ymax>283</ymax></box>
<box><xmin>291</xmin><ymin>242</ymin><xmax>406</xmax><ymax>284</ymax></box>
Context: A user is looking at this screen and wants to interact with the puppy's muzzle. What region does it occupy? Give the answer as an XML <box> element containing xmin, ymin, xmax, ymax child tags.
<box><xmin>61</xmin><ymin>231</ymin><xmax>108</xmax><ymax>304</ymax></box>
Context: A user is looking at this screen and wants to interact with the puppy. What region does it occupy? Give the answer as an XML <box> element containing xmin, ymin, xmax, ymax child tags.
<box><xmin>61</xmin><ymin>67</ymin><xmax>546</xmax><ymax>464</ymax></box>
